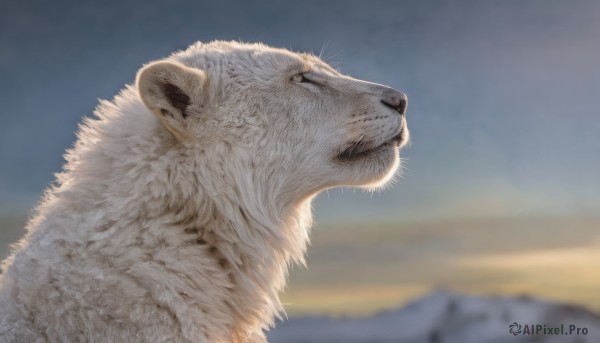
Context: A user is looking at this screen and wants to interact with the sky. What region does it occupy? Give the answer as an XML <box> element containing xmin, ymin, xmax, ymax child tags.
<box><xmin>1</xmin><ymin>0</ymin><xmax>599</xmax><ymax>222</ymax></box>
<box><xmin>1</xmin><ymin>0</ymin><xmax>599</xmax><ymax>316</ymax></box>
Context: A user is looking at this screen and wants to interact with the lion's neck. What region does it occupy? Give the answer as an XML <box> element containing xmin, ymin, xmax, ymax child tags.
<box><xmin>127</xmin><ymin>173</ymin><xmax>314</xmax><ymax>341</ymax></box>
<box><xmin>180</xmin><ymin>161</ymin><xmax>314</xmax><ymax>337</ymax></box>
<box><xmin>198</xmin><ymin>193</ymin><xmax>312</xmax><ymax>339</ymax></box>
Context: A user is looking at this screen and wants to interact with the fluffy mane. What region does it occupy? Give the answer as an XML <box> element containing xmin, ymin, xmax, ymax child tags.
<box><xmin>1</xmin><ymin>85</ymin><xmax>313</xmax><ymax>342</ymax></box>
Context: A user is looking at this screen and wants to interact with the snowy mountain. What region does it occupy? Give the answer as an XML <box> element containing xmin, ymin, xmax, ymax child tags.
<box><xmin>268</xmin><ymin>292</ymin><xmax>600</xmax><ymax>343</ymax></box>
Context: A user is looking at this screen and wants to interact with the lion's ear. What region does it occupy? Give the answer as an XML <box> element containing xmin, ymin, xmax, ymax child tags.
<box><xmin>136</xmin><ymin>61</ymin><xmax>207</xmax><ymax>139</ymax></box>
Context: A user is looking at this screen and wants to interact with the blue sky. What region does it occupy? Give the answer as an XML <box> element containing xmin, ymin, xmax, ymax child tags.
<box><xmin>1</xmin><ymin>0</ymin><xmax>599</xmax><ymax>222</ymax></box>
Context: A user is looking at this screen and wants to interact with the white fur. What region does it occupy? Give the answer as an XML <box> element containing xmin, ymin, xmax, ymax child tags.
<box><xmin>0</xmin><ymin>41</ymin><xmax>408</xmax><ymax>342</ymax></box>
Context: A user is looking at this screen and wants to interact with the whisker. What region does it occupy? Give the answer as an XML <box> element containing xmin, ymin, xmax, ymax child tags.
<box><xmin>319</xmin><ymin>40</ymin><xmax>331</xmax><ymax>59</ymax></box>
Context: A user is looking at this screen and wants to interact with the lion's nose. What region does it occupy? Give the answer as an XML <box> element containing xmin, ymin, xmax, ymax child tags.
<box><xmin>381</xmin><ymin>91</ymin><xmax>407</xmax><ymax>115</ymax></box>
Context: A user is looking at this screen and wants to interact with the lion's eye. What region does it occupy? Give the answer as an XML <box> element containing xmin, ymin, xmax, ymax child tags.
<box><xmin>292</xmin><ymin>73</ymin><xmax>318</xmax><ymax>86</ymax></box>
<box><xmin>292</xmin><ymin>73</ymin><xmax>305</xmax><ymax>83</ymax></box>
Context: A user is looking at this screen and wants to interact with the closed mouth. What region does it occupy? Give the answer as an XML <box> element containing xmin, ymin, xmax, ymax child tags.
<box><xmin>336</xmin><ymin>129</ymin><xmax>405</xmax><ymax>162</ymax></box>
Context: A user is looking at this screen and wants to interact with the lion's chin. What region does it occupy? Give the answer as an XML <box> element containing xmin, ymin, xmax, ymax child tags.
<box><xmin>336</xmin><ymin>127</ymin><xmax>409</xmax><ymax>162</ymax></box>
<box><xmin>331</xmin><ymin>126</ymin><xmax>407</xmax><ymax>189</ymax></box>
<box><xmin>333</xmin><ymin>143</ymin><xmax>401</xmax><ymax>190</ymax></box>
<box><xmin>361</xmin><ymin>145</ymin><xmax>401</xmax><ymax>189</ymax></box>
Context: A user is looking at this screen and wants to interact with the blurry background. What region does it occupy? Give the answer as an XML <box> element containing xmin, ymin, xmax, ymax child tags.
<box><xmin>1</xmin><ymin>0</ymin><xmax>599</xmax><ymax>321</ymax></box>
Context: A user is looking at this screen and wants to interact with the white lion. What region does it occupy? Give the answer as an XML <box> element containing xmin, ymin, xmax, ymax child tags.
<box><xmin>0</xmin><ymin>41</ymin><xmax>408</xmax><ymax>342</ymax></box>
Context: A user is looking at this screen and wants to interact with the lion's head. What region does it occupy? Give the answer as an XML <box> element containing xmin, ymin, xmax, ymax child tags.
<box><xmin>137</xmin><ymin>41</ymin><xmax>408</xmax><ymax>203</ymax></box>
